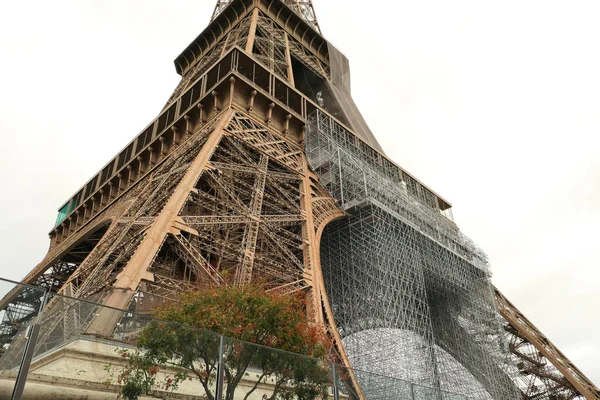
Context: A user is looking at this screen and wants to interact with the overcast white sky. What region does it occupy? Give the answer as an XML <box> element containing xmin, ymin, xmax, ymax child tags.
<box><xmin>0</xmin><ymin>0</ymin><xmax>598</xmax><ymax>387</ymax></box>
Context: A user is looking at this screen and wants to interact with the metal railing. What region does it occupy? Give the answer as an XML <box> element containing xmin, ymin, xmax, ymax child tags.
<box><xmin>0</xmin><ymin>277</ymin><xmax>470</xmax><ymax>400</ymax></box>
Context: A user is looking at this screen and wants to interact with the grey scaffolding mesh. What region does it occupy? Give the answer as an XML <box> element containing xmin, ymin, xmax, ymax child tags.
<box><xmin>306</xmin><ymin>110</ymin><xmax>521</xmax><ymax>400</ymax></box>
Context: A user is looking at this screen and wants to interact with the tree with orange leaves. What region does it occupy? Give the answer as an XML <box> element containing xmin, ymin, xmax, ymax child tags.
<box><xmin>114</xmin><ymin>285</ymin><xmax>331</xmax><ymax>400</ymax></box>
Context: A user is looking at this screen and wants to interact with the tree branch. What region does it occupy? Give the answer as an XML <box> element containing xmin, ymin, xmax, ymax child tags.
<box><xmin>242</xmin><ymin>371</ymin><xmax>269</xmax><ymax>400</ymax></box>
<box><xmin>190</xmin><ymin>363</ymin><xmax>215</xmax><ymax>400</ymax></box>
<box><xmin>266</xmin><ymin>375</ymin><xmax>288</xmax><ymax>400</ymax></box>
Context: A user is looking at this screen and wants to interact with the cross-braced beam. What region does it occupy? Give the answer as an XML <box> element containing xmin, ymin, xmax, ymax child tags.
<box><xmin>496</xmin><ymin>287</ymin><xmax>600</xmax><ymax>400</ymax></box>
<box><xmin>211</xmin><ymin>0</ymin><xmax>321</xmax><ymax>34</ymax></box>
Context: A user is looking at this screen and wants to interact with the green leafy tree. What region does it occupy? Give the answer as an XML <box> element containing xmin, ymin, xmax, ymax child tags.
<box><xmin>113</xmin><ymin>285</ymin><xmax>331</xmax><ymax>400</ymax></box>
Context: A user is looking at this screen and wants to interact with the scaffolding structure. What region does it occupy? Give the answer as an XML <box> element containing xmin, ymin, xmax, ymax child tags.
<box><xmin>307</xmin><ymin>110</ymin><xmax>521</xmax><ymax>399</ymax></box>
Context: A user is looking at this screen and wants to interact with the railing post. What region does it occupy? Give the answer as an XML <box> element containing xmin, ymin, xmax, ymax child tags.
<box><xmin>410</xmin><ymin>382</ymin><xmax>416</xmax><ymax>400</ymax></box>
<box><xmin>11</xmin><ymin>288</ymin><xmax>51</xmax><ymax>400</ymax></box>
<box><xmin>215</xmin><ymin>335</ymin><xmax>225</xmax><ymax>400</ymax></box>
<box><xmin>332</xmin><ymin>364</ymin><xmax>339</xmax><ymax>400</ymax></box>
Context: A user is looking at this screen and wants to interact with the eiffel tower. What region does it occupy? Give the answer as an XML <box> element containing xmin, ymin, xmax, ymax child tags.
<box><xmin>1</xmin><ymin>1</ymin><xmax>598</xmax><ymax>399</ymax></box>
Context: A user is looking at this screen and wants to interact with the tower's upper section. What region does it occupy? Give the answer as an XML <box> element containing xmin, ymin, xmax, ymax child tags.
<box><xmin>175</xmin><ymin>0</ymin><xmax>386</xmax><ymax>155</ymax></box>
<box><xmin>51</xmin><ymin>0</ymin><xmax>454</xmax><ymax>239</ymax></box>
<box><xmin>212</xmin><ymin>0</ymin><xmax>320</xmax><ymax>33</ymax></box>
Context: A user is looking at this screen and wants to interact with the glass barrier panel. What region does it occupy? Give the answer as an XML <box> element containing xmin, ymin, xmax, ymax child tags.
<box><xmin>224</xmin><ymin>337</ymin><xmax>332</xmax><ymax>400</ymax></box>
<box><xmin>0</xmin><ymin>280</ymin><xmax>47</xmax><ymax>398</ymax></box>
<box><xmin>334</xmin><ymin>364</ymin><xmax>363</xmax><ymax>400</ymax></box>
<box><xmin>336</xmin><ymin>364</ymin><xmax>415</xmax><ymax>400</ymax></box>
<box><xmin>32</xmin><ymin>293</ymin><xmax>101</xmax><ymax>356</ymax></box>
<box><xmin>113</xmin><ymin>311</ymin><xmax>221</xmax><ymax>399</ymax></box>
<box><xmin>23</xmin><ymin>294</ymin><xmax>219</xmax><ymax>399</ymax></box>
<box><xmin>0</xmin><ymin>280</ymin><xmax>474</xmax><ymax>400</ymax></box>
<box><xmin>21</xmin><ymin>292</ymin><xmax>110</xmax><ymax>397</ymax></box>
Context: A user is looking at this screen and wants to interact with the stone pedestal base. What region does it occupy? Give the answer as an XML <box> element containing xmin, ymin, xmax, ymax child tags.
<box><xmin>0</xmin><ymin>337</ymin><xmax>284</xmax><ymax>399</ymax></box>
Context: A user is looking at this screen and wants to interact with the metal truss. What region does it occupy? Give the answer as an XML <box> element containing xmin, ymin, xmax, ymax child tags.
<box><xmin>212</xmin><ymin>0</ymin><xmax>321</xmax><ymax>34</ymax></box>
<box><xmin>496</xmin><ymin>288</ymin><xmax>600</xmax><ymax>400</ymax></box>
<box><xmin>283</xmin><ymin>0</ymin><xmax>321</xmax><ymax>33</ymax></box>
<box><xmin>3</xmin><ymin>2</ymin><xmax>597</xmax><ymax>399</ymax></box>
<box><xmin>253</xmin><ymin>14</ymin><xmax>292</xmax><ymax>80</ymax></box>
<box><xmin>211</xmin><ymin>0</ymin><xmax>232</xmax><ymax>21</ymax></box>
<box><xmin>172</xmin><ymin>115</ymin><xmax>307</xmax><ymax>292</ymax></box>
<box><xmin>0</xmin><ymin>107</ymin><xmax>345</xmax><ymax>363</ymax></box>
<box><xmin>180</xmin><ymin>4</ymin><xmax>330</xmax><ymax>103</ymax></box>
<box><xmin>0</xmin><ymin>114</ymin><xmax>223</xmax><ymax>357</ymax></box>
<box><xmin>254</xmin><ymin>11</ymin><xmax>329</xmax><ymax>79</ymax></box>
<box><xmin>169</xmin><ymin>13</ymin><xmax>253</xmax><ymax>103</ymax></box>
<box><xmin>71</xmin><ymin>116</ymin><xmax>223</xmax><ymax>301</ymax></box>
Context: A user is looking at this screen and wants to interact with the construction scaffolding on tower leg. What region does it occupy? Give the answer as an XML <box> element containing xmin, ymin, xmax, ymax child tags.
<box><xmin>1</xmin><ymin>0</ymin><xmax>598</xmax><ymax>399</ymax></box>
<box><xmin>307</xmin><ymin>110</ymin><xmax>522</xmax><ymax>400</ymax></box>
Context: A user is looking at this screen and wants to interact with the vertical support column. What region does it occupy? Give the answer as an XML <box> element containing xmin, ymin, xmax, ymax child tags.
<box><xmin>198</xmin><ymin>103</ymin><xmax>206</xmax><ymax>124</ymax></box>
<box><xmin>212</xmin><ymin>91</ymin><xmax>221</xmax><ymax>112</ymax></box>
<box><xmin>184</xmin><ymin>115</ymin><xmax>192</xmax><ymax>140</ymax></box>
<box><xmin>107</xmin><ymin>182</ymin><xmax>114</xmax><ymax>202</ymax></box>
<box><xmin>148</xmin><ymin>147</ymin><xmax>155</xmax><ymax>168</ymax></box>
<box><xmin>172</xmin><ymin>126</ymin><xmax>180</xmax><ymax>146</ymax></box>
<box><xmin>228</xmin><ymin>77</ymin><xmax>236</xmax><ymax>108</ymax></box>
<box><xmin>248</xmin><ymin>90</ymin><xmax>258</xmax><ymax>112</ymax></box>
<box><xmin>220</xmin><ymin>30</ymin><xmax>232</xmax><ymax>58</ymax></box>
<box><xmin>332</xmin><ymin>364</ymin><xmax>340</xmax><ymax>400</ymax></box>
<box><xmin>159</xmin><ymin>137</ymin><xmax>166</xmax><ymax>157</ymax></box>
<box><xmin>98</xmin><ymin>189</ymin><xmax>105</xmax><ymax>207</ymax></box>
<box><xmin>337</xmin><ymin>149</ymin><xmax>345</xmax><ymax>207</ymax></box>
<box><xmin>136</xmin><ymin>156</ymin><xmax>144</xmax><ymax>177</ymax></box>
<box><xmin>234</xmin><ymin>154</ymin><xmax>269</xmax><ymax>287</ymax></box>
<box><xmin>126</xmin><ymin>165</ymin><xmax>134</xmax><ymax>185</ymax></box>
<box><xmin>266</xmin><ymin>103</ymin><xmax>275</xmax><ymax>125</ymax></box>
<box><xmin>245</xmin><ymin>8</ymin><xmax>260</xmax><ymax>54</ymax></box>
<box><xmin>215</xmin><ymin>335</ymin><xmax>225</xmax><ymax>400</ymax></box>
<box><xmin>84</xmin><ymin>110</ymin><xmax>234</xmax><ymax>337</ymax></box>
<box><xmin>117</xmin><ymin>173</ymin><xmax>124</xmax><ymax>191</ymax></box>
<box><xmin>74</xmin><ymin>210</ymin><xmax>81</xmax><ymax>229</ymax></box>
<box><xmin>300</xmin><ymin>163</ymin><xmax>323</xmax><ymax>325</ymax></box>
<box><xmin>283</xmin><ymin>33</ymin><xmax>295</xmax><ymax>87</ymax></box>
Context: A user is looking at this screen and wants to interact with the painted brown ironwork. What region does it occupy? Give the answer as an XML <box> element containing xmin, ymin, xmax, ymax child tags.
<box><xmin>496</xmin><ymin>287</ymin><xmax>600</xmax><ymax>399</ymax></box>
<box><xmin>213</xmin><ymin>0</ymin><xmax>321</xmax><ymax>34</ymax></box>
<box><xmin>1</xmin><ymin>1</ymin><xmax>596</xmax><ymax>399</ymax></box>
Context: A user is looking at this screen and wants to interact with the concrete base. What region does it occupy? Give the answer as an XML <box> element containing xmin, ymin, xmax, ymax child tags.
<box><xmin>0</xmin><ymin>336</ymin><xmax>291</xmax><ymax>400</ymax></box>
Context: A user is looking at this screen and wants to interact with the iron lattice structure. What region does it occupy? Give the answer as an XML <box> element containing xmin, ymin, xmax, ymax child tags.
<box><xmin>2</xmin><ymin>0</ymin><xmax>599</xmax><ymax>399</ymax></box>
<box><xmin>212</xmin><ymin>0</ymin><xmax>321</xmax><ymax>33</ymax></box>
